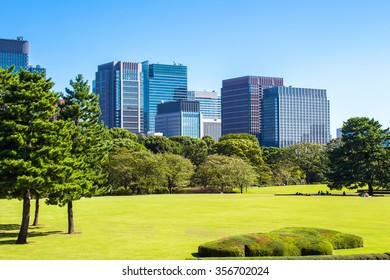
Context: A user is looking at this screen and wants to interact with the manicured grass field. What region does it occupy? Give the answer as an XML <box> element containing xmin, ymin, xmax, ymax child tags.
<box><xmin>0</xmin><ymin>185</ymin><xmax>389</xmax><ymax>259</ymax></box>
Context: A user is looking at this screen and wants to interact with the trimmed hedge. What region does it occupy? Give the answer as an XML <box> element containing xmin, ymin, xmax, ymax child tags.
<box><xmin>198</xmin><ymin>227</ymin><xmax>363</xmax><ymax>258</ymax></box>
<box><xmin>192</xmin><ymin>253</ymin><xmax>390</xmax><ymax>260</ymax></box>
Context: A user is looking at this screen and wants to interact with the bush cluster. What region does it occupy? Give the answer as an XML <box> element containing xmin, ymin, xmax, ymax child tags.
<box><xmin>198</xmin><ymin>227</ymin><xmax>363</xmax><ymax>258</ymax></box>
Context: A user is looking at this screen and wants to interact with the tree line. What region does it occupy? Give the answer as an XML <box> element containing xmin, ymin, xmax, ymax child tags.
<box><xmin>1</xmin><ymin>68</ymin><xmax>389</xmax><ymax>244</ymax></box>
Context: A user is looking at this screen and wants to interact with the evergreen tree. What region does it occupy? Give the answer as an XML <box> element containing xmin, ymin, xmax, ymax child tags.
<box><xmin>0</xmin><ymin>68</ymin><xmax>72</xmax><ymax>243</ymax></box>
<box><xmin>327</xmin><ymin>117</ymin><xmax>390</xmax><ymax>195</ymax></box>
<box><xmin>50</xmin><ymin>74</ymin><xmax>110</xmax><ymax>234</ymax></box>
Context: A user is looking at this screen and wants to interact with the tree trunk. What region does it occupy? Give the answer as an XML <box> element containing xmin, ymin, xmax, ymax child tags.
<box><xmin>16</xmin><ymin>189</ymin><xmax>31</xmax><ymax>244</ymax></box>
<box><xmin>32</xmin><ymin>197</ymin><xmax>40</xmax><ymax>226</ymax></box>
<box><xmin>67</xmin><ymin>201</ymin><xmax>75</xmax><ymax>234</ymax></box>
<box><xmin>368</xmin><ymin>184</ymin><xmax>374</xmax><ymax>196</ymax></box>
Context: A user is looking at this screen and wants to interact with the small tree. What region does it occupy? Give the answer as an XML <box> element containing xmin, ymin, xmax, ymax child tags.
<box><xmin>161</xmin><ymin>153</ymin><xmax>194</xmax><ymax>193</ymax></box>
<box><xmin>50</xmin><ymin>75</ymin><xmax>110</xmax><ymax>234</ymax></box>
<box><xmin>228</xmin><ymin>157</ymin><xmax>258</xmax><ymax>193</ymax></box>
<box><xmin>327</xmin><ymin>117</ymin><xmax>390</xmax><ymax>195</ymax></box>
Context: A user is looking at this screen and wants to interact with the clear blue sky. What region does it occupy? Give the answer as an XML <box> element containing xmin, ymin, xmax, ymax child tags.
<box><xmin>2</xmin><ymin>0</ymin><xmax>389</xmax><ymax>136</ymax></box>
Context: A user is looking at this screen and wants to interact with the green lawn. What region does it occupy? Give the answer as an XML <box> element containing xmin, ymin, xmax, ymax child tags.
<box><xmin>0</xmin><ymin>185</ymin><xmax>389</xmax><ymax>259</ymax></box>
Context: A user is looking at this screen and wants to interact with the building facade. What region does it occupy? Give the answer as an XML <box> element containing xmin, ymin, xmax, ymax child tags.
<box><xmin>188</xmin><ymin>90</ymin><xmax>221</xmax><ymax>140</ymax></box>
<box><xmin>142</xmin><ymin>61</ymin><xmax>187</xmax><ymax>133</ymax></box>
<box><xmin>0</xmin><ymin>37</ymin><xmax>46</xmax><ymax>75</ymax></box>
<box><xmin>95</xmin><ymin>61</ymin><xmax>144</xmax><ymax>134</ymax></box>
<box><xmin>261</xmin><ymin>86</ymin><xmax>330</xmax><ymax>147</ymax></box>
<box><xmin>155</xmin><ymin>100</ymin><xmax>201</xmax><ymax>138</ymax></box>
<box><xmin>221</xmin><ymin>76</ymin><xmax>284</xmax><ymax>139</ymax></box>
<box><xmin>0</xmin><ymin>37</ymin><xmax>29</xmax><ymax>71</ymax></box>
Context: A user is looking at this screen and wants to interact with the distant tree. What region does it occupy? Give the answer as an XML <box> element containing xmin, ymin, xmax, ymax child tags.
<box><xmin>161</xmin><ymin>153</ymin><xmax>194</xmax><ymax>193</ymax></box>
<box><xmin>141</xmin><ymin>135</ymin><xmax>181</xmax><ymax>154</ymax></box>
<box><xmin>228</xmin><ymin>157</ymin><xmax>258</xmax><ymax>193</ymax></box>
<box><xmin>170</xmin><ymin>136</ymin><xmax>208</xmax><ymax>166</ymax></box>
<box><xmin>0</xmin><ymin>68</ymin><xmax>71</xmax><ymax>243</ymax></box>
<box><xmin>219</xmin><ymin>133</ymin><xmax>259</xmax><ymax>145</ymax></box>
<box><xmin>108</xmin><ymin>128</ymin><xmax>145</xmax><ymax>151</ymax></box>
<box><xmin>202</xmin><ymin>135</ymin><xmax>216</xmax><ymax>153</ymax></box>
<box><xmin>194</xmin><ymin>154</ymin><xmax>256</xmax><ymax>193</ymax></box>
<box><xmin>262</xmin><ymin>146</ymin><xmax>287</xmax><ymax>165</ymax></box>
<box><xmin>49</xmin><ymin>74</ymin><xmax>110</xmax><ymax>234</ymax></box>
<box><xmin>286</xmin><ymin>143</ymin><xmax>328</xmax><ymax>184</ymax></box>
<box><xmin>112</xmin><ymin>150</ymin><xmax>164</xmax><ymax>194</ymax></box>
<box><xmin>213</xmin><ymin>138</ymin><xmax>264</xmax><ymax>167</ymax></box>
<box><xmin>327</xmin><ymin>117</ymin><xmax>390</xmax><ymax>195</ymax></box>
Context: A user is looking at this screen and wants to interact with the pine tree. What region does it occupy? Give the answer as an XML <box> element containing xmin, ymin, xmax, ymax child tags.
<box><xmin>0</xmin><ymin>68</ymin><xmax>72</xmax><ymax>243</ymax></box>
<box><xmin>48</xmin><ymin>74</ymin><xmax>110</xmax><ymax>234</ymax></box>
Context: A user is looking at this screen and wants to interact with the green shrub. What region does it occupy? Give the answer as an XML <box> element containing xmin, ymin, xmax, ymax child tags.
<box><xmin>197</xmin><ymin>227</ymin><xmax>363</xmax><ymax>258</ymax></box>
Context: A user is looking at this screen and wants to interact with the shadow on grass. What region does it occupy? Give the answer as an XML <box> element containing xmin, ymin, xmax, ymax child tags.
<box><xmin>0</xmin><ymin>223</ymin><xmax>62</xmax><ymax>245</ymax></box>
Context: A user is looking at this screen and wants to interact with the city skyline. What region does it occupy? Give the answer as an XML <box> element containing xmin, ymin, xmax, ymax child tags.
<box><xmin>2</xmin><ymin>0</ymin><xmax>390</xmax><ymax>136</ymax></box>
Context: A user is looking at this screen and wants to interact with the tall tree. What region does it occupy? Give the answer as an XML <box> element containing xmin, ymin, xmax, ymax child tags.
<box><xmin>0</xmin><ymin>68</ymin><xmax>71</xmax><ymax>243</ymax></box>
<box><xmin>327</xmin><ymin>117</ymin><xmax>390</xmax><ymax>195</ymax></box>
<box><xmin>50</xmin><ymin>74</ymin><xmax>110</xmax><ymax>234</ymax></box>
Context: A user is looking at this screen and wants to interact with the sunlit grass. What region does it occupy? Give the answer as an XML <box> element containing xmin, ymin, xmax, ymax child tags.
<box><xmin>0</xmin><ymin>184</ymin><xmax>389</xmax><ymax>259</ymax></box>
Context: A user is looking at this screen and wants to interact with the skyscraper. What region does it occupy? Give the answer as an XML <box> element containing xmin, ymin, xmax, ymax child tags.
<box><xmin>142</xmin><ymin>61</ymin><xmax>187</xmax><ymax>133</ymax></box>
<box><xmin>95</xmin><ymin>61</ymin><xmax>144</xmax><ymax>134</ymax></box>
<box><xmin>188</xmin><ymin>90</ymin><xmax>221</xmax><ymax>140</ymax></box>
<box><xmin>261</xmin><ymin>86</ymin><xmax>330</xmax><ymax>147</ymax></box>
<box><xmin>155</xmin><ymin>100</ymin><xmax>201</xmax><ymax>138</ymax></box>
<box><xmin>0</xmin><ymin>37</ymin><xmax>46</xmax><ymax>75</ymax></box>
<box><xmin>0</xmin><ymin>37</ymin><xmax>29</xmax><ymax>71</ymax></box>
<box><xmin>221</xmin><ymin>76</ymin><xmax>284</xmax><ymax>139</ymax></box>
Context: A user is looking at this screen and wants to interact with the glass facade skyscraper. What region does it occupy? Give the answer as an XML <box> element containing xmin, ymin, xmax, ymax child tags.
<box><xmin>0</xmin><ymin>37</ymin><xmax>29</xmax><ymax>71</ymax></box>
<box><xmin>261</xmin><ymin>86</ymin><xmax>330</xmax><ymax>147</ymax></box>
<box><xmin>95</xmin><ymin>61</ymin><xmax>144</xmax><ymax>134</ymax></box>
<box><xmin>142</xmin><ymin>61</ymin><xmax>187</xmax><ymax>133</ymax></box>
<box><xmin>188</xmin><ymin>90</ymin><xmax>221</xmax><ymax>140</ymax></box>
<box><xmin>155</xmin><ymin>100</ymin><xmax>201</xmax><ymax>138</ymax></box>
<box><xmin>1</xmin><ymin>37</ymin><xmax>46</xmax><ymax>75</ymax></box>
<box><xmin>221</xmin><ymin>76</ymin><xmax>284</xmax><ymax>139</ymax></box>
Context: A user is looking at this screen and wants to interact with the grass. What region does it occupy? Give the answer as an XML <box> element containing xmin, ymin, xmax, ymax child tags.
<box><xmin>0</xmin><ymin>185</ymin><xmax>389</xmax><ymax>259</ymax></box>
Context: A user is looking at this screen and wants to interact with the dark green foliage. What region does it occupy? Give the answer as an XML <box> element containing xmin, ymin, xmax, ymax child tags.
<box><xmin>52</xmin><ymin>74</ymin><xmax>111</xmax><ymax>233</ymax></box>
<box><xmin>198</xmin><ymin>227</ymin><xmax>362</xmax><ymax>258</ymax></box>
<box><xmin>202</xmin><ymin>135</ymin><xmax>216</xmax><ymax>153</ymax></box>
<box><xmin>0</xmin><ymin>68</ymin><xmax>71</xmax><ymax>243</ymax></box>
<box><xmin>108</xmin><ymin>128</ymin><xmax>145</xmax><ymax>151</ymax></box>
<box><xmin>141</xmin><ymin>135</ymin><xmax>181</xmax><ymax>154</ymax></box>
<box><xmin>286</xmin><ymin>143</ymin><xmax>328</xmax><ymax>183</ymax></box>
<box><xmin>327</xmin><ymin>117</ymin><xmax>390</xmax><ymax>195</ymax></box>
<box><xmin>170</xmin><ymin>136</ymin><xmax>208</xmax><ymax>166</ymax></box>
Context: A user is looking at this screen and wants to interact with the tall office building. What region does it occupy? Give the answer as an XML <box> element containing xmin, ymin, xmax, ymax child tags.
<box><xmin>1</xmin><ymin>37</ymin><xmax>29</xmax><ymax>71</ymax></box>
<box><xmin>0</xmin><ymin>37</ymin><xmax>46</xmax><ymax>75</ymax></box>
<box><xmin>95</xmin><ymin>61</ymin><xmax>144</xmax><ymax>134</ymax></box>
<box><xmin>261</xmin><ymin>86</ymin><xmax>330</xmax><ymax>147</ymax></box>
<box><xmin>155</xmin><ymin>100</ymin><xmax>201</xmax><ymax>138</ymax></box>
<box><xmin>221</xmin><ymin>76</ymin><xmax>284</xmax><ymax>139</ymax></box>
<box><xmin>142</xmin><ymin>61</ymin><xmax>187</xmax><ymax>133</ymax></box>
<box><xmin>188</xmin><ymin>90</ymin><xmax>221</xmax><ymax>140</ymax></box>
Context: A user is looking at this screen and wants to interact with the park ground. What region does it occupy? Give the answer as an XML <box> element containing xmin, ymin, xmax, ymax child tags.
<box><xmin>0</xmin><ymin>185</ymin><xmax>389</xmax><ymax>259</ymax></box>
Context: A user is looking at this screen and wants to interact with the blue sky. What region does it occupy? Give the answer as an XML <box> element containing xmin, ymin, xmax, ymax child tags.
<box><xmin>2</xmin><ymin>0</ymin><xmax>389</xmax><ymax>136</ymax></box>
